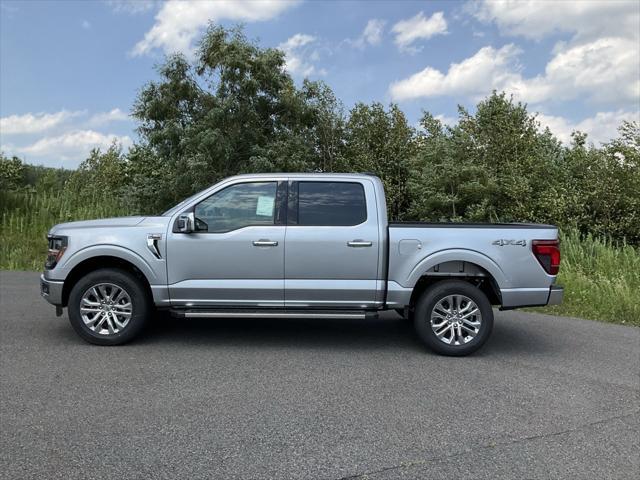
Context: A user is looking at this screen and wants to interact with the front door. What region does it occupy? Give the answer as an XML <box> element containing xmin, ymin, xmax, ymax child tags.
<box><xmin>167</xmin><ymin>180</ymin><xmax>287</xmax><ymax>307</ymax></box>
<box><xmin>284</xmin><ymin>179</ymin><xmax>381</xmax><ymax>308</ymax></box>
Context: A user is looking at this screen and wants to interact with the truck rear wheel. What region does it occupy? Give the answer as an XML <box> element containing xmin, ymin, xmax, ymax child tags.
<box><xmin>68</xmin><ymin>268</ymin><xmax>150</xmax><ymax>345</ymax></box>
<box><xmin>414</xmin><ymin>280</ymin><xmax>493</xmax><ymax>356</ymax></box>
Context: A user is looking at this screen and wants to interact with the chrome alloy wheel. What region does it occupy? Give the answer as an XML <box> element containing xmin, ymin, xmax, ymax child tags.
<box><xmin>430</xmin><ymin>294</ymin><xmax>482</xmax><ymax>346</ymax></box>
<box><xmin>79</xmin><ymin>283</ymin><xmax>133</xmax><ymax>335</ymax></box>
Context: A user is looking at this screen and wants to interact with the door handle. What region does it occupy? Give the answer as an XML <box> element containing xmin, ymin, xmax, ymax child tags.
<box><xmin>347</xmin><ymin>240</ymin><xmax>373</xmax><ymax>247</ymax></box>
<box><xmin>253</xmin><ymin>240</ymin><xmax>278</xmax><ymax>247</ymax></box>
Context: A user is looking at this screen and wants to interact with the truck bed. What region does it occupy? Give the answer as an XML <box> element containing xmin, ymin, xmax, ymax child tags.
<box><xmin>386</xmin><ymin>222</ymin><xmax>559</xmax><ymax>309</ymax></box>
<box><xmin>390</xmin><ymin>222</ymin><xmax>556</xmax><ymax>229</ymax></box>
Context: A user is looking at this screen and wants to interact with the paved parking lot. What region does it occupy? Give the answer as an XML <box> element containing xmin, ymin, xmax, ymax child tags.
<box><xmin>1</xmin><ymin>271</ymin><xmax>638</xmax><ymax>479</ymax></box>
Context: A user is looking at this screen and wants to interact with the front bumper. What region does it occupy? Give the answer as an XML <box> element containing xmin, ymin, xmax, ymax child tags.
<box><xmin>547</xmin><ymin>285</ymin><xmax>564</xmax><ymax>305</ymax></box>
<box><xmin>40</xmin><ymin>274</ymin><xmax>64</xmax><ymax>306</ymax></box>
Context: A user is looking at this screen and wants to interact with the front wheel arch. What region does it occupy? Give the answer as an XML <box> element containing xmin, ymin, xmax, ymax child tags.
<box><xmin>67</xmin><ymin>267</ymin><xmax>151</xmax><ymax>345</ymax></box>
<box><xmin>62</xmin><ymin>256</ymin><xmax>153</xmax><ymax>307</ymax></box>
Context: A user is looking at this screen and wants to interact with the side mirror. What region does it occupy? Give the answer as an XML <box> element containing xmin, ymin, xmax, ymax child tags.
<box><xmin>176</xmin><ymin>212</ymin><xmax>195</xmax><ymax>233</ymax></box>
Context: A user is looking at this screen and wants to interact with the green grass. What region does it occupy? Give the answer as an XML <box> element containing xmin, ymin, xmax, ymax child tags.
<box><xmin>0</xmin><ymin>190</ymin><xmax>128</xmax><ymax>270</ymax></box>
<box><xmin>1</xmin><ymin>190</ymin><xmax>638</xmax><ymax>326</ymax></box>
<box><xmin>530</xmin><ymin>230</ymin><xmax>640</xmax><ymax>326</ymax></box>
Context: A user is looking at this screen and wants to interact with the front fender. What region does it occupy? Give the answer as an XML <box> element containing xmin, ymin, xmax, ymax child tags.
<box><xmin>56</xmin><ymin>244</ymin><xmax>161</xmax><ymax>285</ymax></box>
<box><xmin>405</xmin><ymin>248</ymin><xmax>508</xmax><ymax>289</ymax></box>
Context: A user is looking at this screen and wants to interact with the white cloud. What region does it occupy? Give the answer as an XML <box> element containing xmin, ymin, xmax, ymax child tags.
<box><xmin>349</xmin><ymin>19</ymin><xmax>386</xmax><ymax>49</ymax></box>
<box><xmin>362</xmin><ymin>19</ymin><xmax>385</xmax><ymax>46</ymax></box>
<box><xmin>132</xmin><ymin>0</ymin><xmax>299</xmax><ymax>57</ymax></box>
<box><xmin>434</xmin><ymin>114</ymin><xmax>457</xmax><ymax>127</ymax></box>
<box><xmin>527</xmin><ymin>37</ymin><xmax>639</xmax><ymax>104</ymax></box>
<box><xmin>389</xmin><ymin>38</ymin><xmax>639</xmax><ymax>106</ymax></box>
<box><xmin>1</xmin><ymin>108</ymin><xmax>133</xmax><ymax>167</ymax></box>
<box><xmin>81</xmin><ymin>19</ymin><xmax>91</xmax><ymax>29</ymax></box>
<box><xmin>1</xmin><ymin>108</ymin><xmax>130</xmax><ymax>136</ymax></box>
<box><xmin>107</xmin><ymin>0</ymin><xmax>157</xmax><ymax>15</ymax></box>
<box><xmin>390</xmin><ymin>44</ymin><xmax>522</xmax><ymax>101</ymax></box>
<box><xmin>0</xmin><ymin>110</ymin><xmax>84</xmax><ymax>135</ymax></box>
<box><xmin>279</xmin><ymin>33</ymin><xmax>314</xmax><ymax>50</ymax></box>
<box><xmin>391</xmin><ymin>11</ymin><xmax>447</xmax><ymax>52</ymax></box>
<box><xmin>536</xmin><ymin>110</ymin><xmax>640</xmax><ymax>145</ymax></box>
<box><xmin>13</xmin><ymin>130</ymin><xmax>132</xmax><ymax>165</ymax></box>
<box><xmin>445</xmin><ymin>0</ymin><xmax>640</xmax><ymax>106</ymax></box>
<box><xmin>278</xmin><ymin>33</ymin><xmax>326</xmax><ymax>77</ymax></box>
<box><xmin>88</xmin><ymin>108</ymin><xmax>129</xmax><ymax>126</ymax></box>
<box><xmin>469</xmin><ymin>0</ymin><xmax>639</xmax><ymax>42</ymax></box>
<box><xmin>345</xmin><ymin>19</ymin><xmax>386</xmax><ymax>49</ymax></box>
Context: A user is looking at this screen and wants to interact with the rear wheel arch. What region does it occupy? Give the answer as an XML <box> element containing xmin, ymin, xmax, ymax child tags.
<box><xmin>62</xmin><ymin>256</ymin><xmax>153</xmax><ymax>307</ymax></box>
<box><xmin>408</xmin><ymin>261</ymin><xmax>501</xmax><ymax>311</ymax></box>
<box><xmin>413</xmin><ymin>278</ymin><xmax>494</xmax><ymax>356</ymax></box>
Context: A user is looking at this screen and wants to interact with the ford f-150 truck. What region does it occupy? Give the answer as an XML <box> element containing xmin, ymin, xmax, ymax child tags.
<box><xmin>41</xmin><ymin>173</ymin><xmax>563</xmax><ymax>355</ymax></box>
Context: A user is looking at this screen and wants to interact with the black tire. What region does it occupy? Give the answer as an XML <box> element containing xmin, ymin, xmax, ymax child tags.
<box><xmin>414</xmin><ymin>280</ymin><xmax>493</xmax><ymax>356</ymax></box>
<box><xmin>68</xmin><ymin>268</ymin><xmax>151</xmax><ymax>345</ymax></box>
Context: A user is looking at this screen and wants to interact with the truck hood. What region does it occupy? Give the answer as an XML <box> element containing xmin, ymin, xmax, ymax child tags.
<box><xmin>49</xmin><ymin>216</ymin><xmax>148</xmax><ymax>234</ymax></box>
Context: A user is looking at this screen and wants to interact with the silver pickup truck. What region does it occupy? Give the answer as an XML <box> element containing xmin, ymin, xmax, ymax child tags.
<box><xmin>41</xmin><ymin>173</ymin><xmax>562</xmax><ymax>355</ymax></box>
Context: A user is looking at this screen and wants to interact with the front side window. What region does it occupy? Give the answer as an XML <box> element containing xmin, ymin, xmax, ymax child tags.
<box><xmin>297</xmin><ymin>181</ymin><xmax>367</xmax><ymax>226</ymax></box>
<box><xmin>194</xmin><ymin>182</ymin><xmax>277</xmax><ymax>233</ymax></box>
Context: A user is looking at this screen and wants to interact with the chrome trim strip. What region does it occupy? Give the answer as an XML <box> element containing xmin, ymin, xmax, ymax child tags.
<box><xmin>146</xmin><ymin>234</ymin><xmax>162</xmax><ymax>259</ymax></box>
<box><xmin>182</xmin><ymin>311</ymin><xmax>367</xmax><ymax>319</ymax></box>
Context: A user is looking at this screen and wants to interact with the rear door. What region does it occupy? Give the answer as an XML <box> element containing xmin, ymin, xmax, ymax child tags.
<box><xmin>284</xmin><ymin>179</ymin><xmax>381</xmax><ymax>308</ymax></box>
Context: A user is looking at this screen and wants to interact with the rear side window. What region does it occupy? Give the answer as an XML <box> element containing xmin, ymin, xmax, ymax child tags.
<box><xmin>296</xmin><ymin>182</ymin><xmax>367</xmax><ymax>226</ymax></box>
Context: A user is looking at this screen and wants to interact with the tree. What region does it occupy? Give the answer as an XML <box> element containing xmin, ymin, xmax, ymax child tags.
<box><xmin>409</xmin><ymin>93</ymin><xmax>565</xmax><ymax>223</ymax></box>
<box><xmin>558</xmin><ymin>122</ymin><xmax>640</xmax><ymax>243</ymax></box>
<box><xmin>452</xmin><ymin>92</ymin><xmax>564</xmax><ymax>222</ymax></box>
<box><xmin>65</xmin><ymin>142</ymin><xmax>128</xmax><ymax>206</ymax></box>
<box><xmin>342</xmin><ymin>103</ymin><xmax>416</xmax><ymax>220</ymax></box>
<box><xmin>0</xmin><ymin>154</ymin><xmax>24</xmax><ymax>191</ymax></box>
<box><xmin>408</xmin><ymin>114</ymin><xmax>489</xmax><ymax>221</ymax></box>
<box><xmin>128</xmin><ymin>25</ymin><xmax>345</xmax><ymax>213</ymax></box>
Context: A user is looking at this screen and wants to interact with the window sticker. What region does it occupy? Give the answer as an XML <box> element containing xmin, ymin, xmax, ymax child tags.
<box><xmin>256</xmin><ymin>196</ymin><xmax>274</xmax><ymax>217</ymax></box>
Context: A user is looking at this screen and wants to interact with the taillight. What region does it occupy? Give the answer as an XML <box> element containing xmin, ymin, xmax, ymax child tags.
<box><xmin>45</xmin><ymin>235</ymin><xmax>67</xmax><ymax>269</ymax></box>
<box><xmin>532</xmin><ymin>239</ymin><xmax>560</xmax><ymax>275</ymax></box>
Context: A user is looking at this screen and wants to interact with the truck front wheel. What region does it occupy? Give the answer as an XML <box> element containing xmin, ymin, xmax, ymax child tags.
<box><xmin>67</xmin><ymin>268</ymin><xmax>151</xmax><ymax>345</ymax></box>
<box><xmin>414</xmin><ymin>280</ymin><xmax>493</xmax><ymax>356</ymax></box>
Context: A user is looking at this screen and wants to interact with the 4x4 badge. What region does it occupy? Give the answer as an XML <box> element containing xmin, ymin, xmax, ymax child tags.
<box><xmin>492</xmin><ymin>239</ymin><xmax>527</xmax><ymax>247</ymax></box>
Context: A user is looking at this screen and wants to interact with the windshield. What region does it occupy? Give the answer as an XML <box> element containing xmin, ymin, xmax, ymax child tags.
<box><xmin>162</xmin><ymin>191</ymin><xmax>203</xmax><ymax>217</ymax></box>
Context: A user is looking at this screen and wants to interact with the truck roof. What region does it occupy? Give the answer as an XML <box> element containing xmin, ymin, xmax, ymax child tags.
<box><xmin>226</xmin><ymin>172</ymin><xmax>381</xmax><ymax>180</ymax></box>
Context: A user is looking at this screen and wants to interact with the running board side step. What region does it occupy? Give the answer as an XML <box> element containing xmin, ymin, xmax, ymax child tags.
<box><xmin>170</xmin><ymin>309</ymin><xmax>378</xmax><ymax>320</ymax></box>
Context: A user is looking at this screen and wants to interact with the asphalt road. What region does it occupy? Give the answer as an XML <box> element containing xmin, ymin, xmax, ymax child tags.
<box><xmin>1</xmin><ymin>271</ymin><xmax>638</xmax><ymax>480</ymax></box>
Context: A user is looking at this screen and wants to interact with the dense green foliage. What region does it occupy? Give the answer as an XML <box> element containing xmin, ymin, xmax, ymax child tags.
<box><xmin>1</xmin><ymin>26</ymin><xmax>638</xmax><ymax>325</ymax></box>
<box><xmin>122</xmin><ymin>27</ymin><xmax>637</xmax><ymax>244</ymax></box>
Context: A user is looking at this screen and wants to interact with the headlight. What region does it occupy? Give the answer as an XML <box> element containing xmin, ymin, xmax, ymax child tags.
<box><xmin>45</xmin><ymin>235</ymin><xmax>68</xmax><ymax>269</ymax></box>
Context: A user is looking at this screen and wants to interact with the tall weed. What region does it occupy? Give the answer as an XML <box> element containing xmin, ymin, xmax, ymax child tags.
<box><xmin>0</xmin><ymin>190</ymin><xmax>129</xmax><ymax>270</ymax></box>
<box><xmin>531</xmin><ymin>230</ymin><xmax>639</xmax><ymax>325</ymax></box>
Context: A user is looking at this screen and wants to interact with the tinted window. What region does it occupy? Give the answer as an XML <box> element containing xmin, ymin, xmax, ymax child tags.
<box><xmin>195</xmin><ymin>182</ymin><xmax>277</xmax><ymax>233</ymax></box>
<box><xmin>297</xmin><ymin>182</ymin><xmax>366</xmax><ymax>226</ymax></box>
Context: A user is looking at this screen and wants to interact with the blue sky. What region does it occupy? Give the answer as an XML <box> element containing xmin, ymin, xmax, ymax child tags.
<box><xmin>1</xmin><ymin>0</ymin><xmax>638</xmax><ymax>168</ymax></box>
